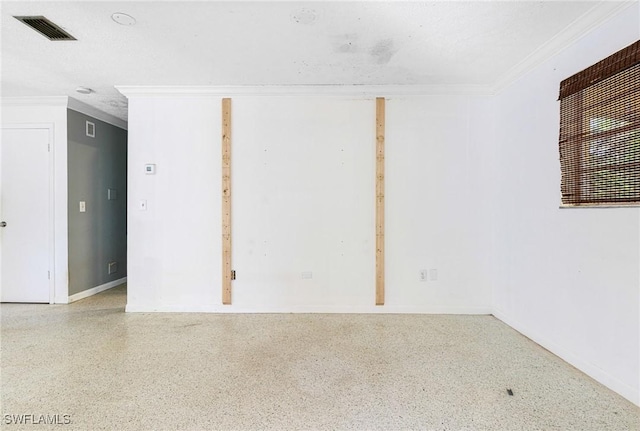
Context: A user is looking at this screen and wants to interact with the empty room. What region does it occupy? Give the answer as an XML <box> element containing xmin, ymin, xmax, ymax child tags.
<box><xmin>1</xmin><ymin>1</ymin><xmax>639</xmax><ymax>430</ymax></box>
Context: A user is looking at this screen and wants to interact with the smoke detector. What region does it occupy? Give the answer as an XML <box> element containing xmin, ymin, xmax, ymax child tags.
<box><xmin>111</xmin><ymin>13</ymin><xmax>136</xmax><ymax>26</ymax></box>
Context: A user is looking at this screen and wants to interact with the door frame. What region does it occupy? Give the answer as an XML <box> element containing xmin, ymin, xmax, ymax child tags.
<box><xmin>1</xmin><ymin>123</ymin><xmax>55</xmax><ymax>303</ymax></box>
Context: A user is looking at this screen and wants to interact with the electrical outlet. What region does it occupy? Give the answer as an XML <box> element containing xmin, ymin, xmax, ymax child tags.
<box><xmin>420</xmin><ymin>270</ymin><xmax>428</xmax><ymax>282</ymax></box>
<box><xmin>79</xmin><ymin>201</ymin><xmax>86</xmax><ymax>212</ymax></box>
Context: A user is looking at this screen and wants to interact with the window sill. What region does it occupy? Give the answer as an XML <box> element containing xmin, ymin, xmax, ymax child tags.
<box><xmin>559</xmin><ymin>203</ymin><xmax>640</xmax><ymax>209</ymax></box>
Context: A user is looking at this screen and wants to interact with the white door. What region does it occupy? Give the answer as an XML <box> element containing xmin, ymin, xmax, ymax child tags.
<box><xmin>1</xmin><ymin>127</ymin><xmax>51</xmax><ymax>303</ymax></box>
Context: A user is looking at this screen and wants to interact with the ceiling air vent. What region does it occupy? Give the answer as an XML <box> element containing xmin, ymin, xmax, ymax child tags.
<box><xmin>14</xmin><ymin>16</ymin><xmax>76</xmax><ymax>41</ymax></box>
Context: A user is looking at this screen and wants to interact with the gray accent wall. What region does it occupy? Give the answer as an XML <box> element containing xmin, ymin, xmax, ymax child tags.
<box><xmin>67</xmin><ymin>109</ymin><xmax>127</xmax><ymax>296</ymax></box>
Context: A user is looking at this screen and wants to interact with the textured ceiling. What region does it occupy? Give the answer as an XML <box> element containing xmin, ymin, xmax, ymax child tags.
<box><xmin>0</xmin><ymin>1</ymin><xmax>622</xmax><ymax>121</ymax></box>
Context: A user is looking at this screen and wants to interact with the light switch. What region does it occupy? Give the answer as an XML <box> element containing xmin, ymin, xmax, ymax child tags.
<box><xmin>79</xmin><ymin>201</ymin><xmax>86</xmax><ymax>212</ymax></box>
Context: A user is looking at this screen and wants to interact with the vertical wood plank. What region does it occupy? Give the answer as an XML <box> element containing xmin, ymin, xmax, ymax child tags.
<box><xmin>376</xmin><ymin>97</ymin><xmax>385</xmax><ymax>306</ymax></box>
<box><xmin>222</xmin><ymin>98</ymin><xmax>232</xmax><ymax>305</ymax></box>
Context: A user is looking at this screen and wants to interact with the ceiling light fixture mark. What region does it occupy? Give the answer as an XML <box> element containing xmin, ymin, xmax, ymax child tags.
<box><xmin>111</xmin><ymin>13</ymin><xmax>136</xmax><ymax>26</ymax></box>
<box><xmin>290</xmin><ymin>8</ymin><xmax>318</xmax><ymax>25</ymax></box>
<box><xmin>76</xmin><ymin>87</ymin><xmax>93</xmax><ymax>95</ymax></box>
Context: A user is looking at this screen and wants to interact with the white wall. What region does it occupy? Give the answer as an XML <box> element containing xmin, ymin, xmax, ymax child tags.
<box><xmin>123</xmin><ymin>93</ymin><xmax>494</xmax><ymax>313</ymax></box>
<box><xmin>491</xmin><ymin>4</ymin><xmax>640</xmax><ymax>406</ymax></box>
<box><xmin>232</xmin><ymin>98</ymin><xmax>376</xmax><ymax>312</ymax></box>
<box><xmin>126</xmin><ymin>96</ymin><xmax>221</xmax><ymax>311</ymax></box>
<box><xmin>1</xmin><ymin>98</ymin><xmax>69</xmax><ymax>303</ymax></box>
<box><xmin>386</xmin><ymin>96</ymin><xmax>494</xmax><ymax>312</ymax></box>
<box><xmin>120</xmin><ymin>2</ymin><xmax>638</xmax><ymax>406</ymax></box>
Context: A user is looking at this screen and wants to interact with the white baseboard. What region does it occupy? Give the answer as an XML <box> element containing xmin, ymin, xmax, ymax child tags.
<box><xmin>125</xmin><ymin>302</ymin><xmax>491</xmax><ymax>314</ymax></box>
<box><xmin>493</xmin><ymin>309</ymin><xmax>639</xmax><ymax>407</ymax></box>
<box><xmin>68</xmin><ymin>277</ymin><xmax>127</xmax><ymax>303</ymax></box>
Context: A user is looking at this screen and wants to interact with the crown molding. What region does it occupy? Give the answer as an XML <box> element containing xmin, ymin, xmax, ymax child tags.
<box><xmin>1</xmin><ymin>96</ymin><xmax>69</xmax><ymax>107</ymax></box>
<box><xmin>492</xmin><ymin>1</ymin><xmax>637</xmax><ymax>94</ymax></box>
<box><xmin>67</xmin><ymin>97</ymin><xmax>128</xmax><ymax>130</ymax></box>
<box><xmin>116</xmin><ymin>84</ymin><xmax>494</xmax><ymax>98</ymax></box>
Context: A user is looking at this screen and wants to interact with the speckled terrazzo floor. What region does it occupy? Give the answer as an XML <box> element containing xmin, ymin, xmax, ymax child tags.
<box><xmin>1</xmin><ymin>285</ymin><xmax>638</xmax><ymax>431</ymax></box>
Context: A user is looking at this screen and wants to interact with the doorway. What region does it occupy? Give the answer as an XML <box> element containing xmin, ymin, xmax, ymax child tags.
<box><xmin>1</xmin><ymin>126</ymin><xmax>53</xmax><ymax>303</ymax></box>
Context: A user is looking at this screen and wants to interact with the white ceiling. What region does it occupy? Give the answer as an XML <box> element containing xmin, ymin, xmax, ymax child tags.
<box><xmin>0</xmin><ymin>1</ymin><xmax>629</xmax><ymax>121</ymax></box>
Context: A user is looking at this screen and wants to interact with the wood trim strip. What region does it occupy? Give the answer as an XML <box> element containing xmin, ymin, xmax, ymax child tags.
<box><xmin>376</xmin><ymin>97</ymin><xmax>385</xmax><ymax>306</ymax></box>
<box><xmin>222</xmin><ymin>98</ymin><xmax>232</xmax><ymax>305</ymax></box>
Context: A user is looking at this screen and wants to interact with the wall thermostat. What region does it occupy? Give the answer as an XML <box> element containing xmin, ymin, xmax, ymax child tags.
<box><xmin>144</xmin><ymin>164</ymin><xmax>156</xmax><ymax>175</ymax></box>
